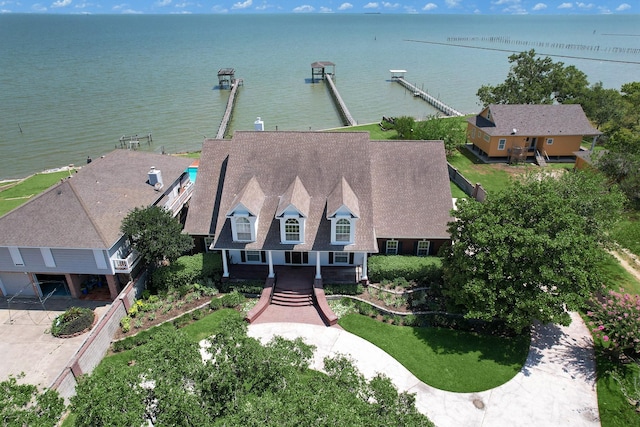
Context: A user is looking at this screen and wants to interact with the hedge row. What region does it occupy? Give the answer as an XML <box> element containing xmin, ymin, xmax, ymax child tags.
<box><xmin>151</xmin><ymin>252</ymin><xmax>223</xmax><ymax>291</ymax></box>
<box><xmin>368</xmin><ymin>255</ymin><xmax>443</xmax><ymax>286</ymax></box>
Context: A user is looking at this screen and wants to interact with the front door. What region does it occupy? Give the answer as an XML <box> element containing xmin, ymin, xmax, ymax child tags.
<box><xmin>285</xmin><ymin>251</ymin><xmax>308</xmax><ymax>265</ymax></box>
<box><xmin>528</xmin><ymin>137</ymin><xmax>537</xmax><ymax>152</ymax></box>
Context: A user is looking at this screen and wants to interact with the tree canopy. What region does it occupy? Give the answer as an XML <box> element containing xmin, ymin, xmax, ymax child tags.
<box><xmin>442</xmin><ymin>171</ymin><xmax>625</xmax><ymax>333</ymax></box>
<box><xmin>120</xmin><ymin>205</ymin><xmax>194</xmax><ymax>267</ymax></box>
<box><xmin>71</xmin><ymin>319</ymin><xmax>434</xmax><ymax>426</ymax></box>
<box><xmin>476</xmin><ymin>49</ymin><xmax>589</xmax><ymax>106</ymax></box>
<box><xmin>0</xmin><ymin>375</ymin><xmax>64</xmax><ymax>427</ymax></box>
<box><xmin>391</xmin><ymin>115</ymin><xmax>467</xmax><ymax>156</ymax></box>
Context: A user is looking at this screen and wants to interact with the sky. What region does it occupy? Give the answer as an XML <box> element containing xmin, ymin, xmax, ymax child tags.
<box><xmin>0</xmin><ymin>0</ymin><xmax>635</xmax><ymax>14</ymax></box>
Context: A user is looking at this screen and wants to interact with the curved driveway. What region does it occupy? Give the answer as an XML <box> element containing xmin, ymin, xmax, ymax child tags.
<box><xmin>248</xmin><ymin>311</ymin><xmax>600</xmax><ymax>427</ymax></box>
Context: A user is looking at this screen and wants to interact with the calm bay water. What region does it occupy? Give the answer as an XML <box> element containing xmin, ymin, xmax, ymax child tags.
<box><xmin>1</xmin><ymin>14</ymin><xmax>639</xmax><ymax>179</ymax></box>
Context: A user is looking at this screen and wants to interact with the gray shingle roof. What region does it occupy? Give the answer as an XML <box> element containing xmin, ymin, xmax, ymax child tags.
<box><xmin>184</xmin><ymin>132</ymin><xmax>453</xmax><ymax>252</ymax></box>
<box><xmin>468</xmin><ymin>104</ymin><xmax>601</xmax><ymax>137</ymax></box>
<box><xmin>0</xmin><ymin>150</ymin><xmax>192</xmax><ymax>249</ymax></box>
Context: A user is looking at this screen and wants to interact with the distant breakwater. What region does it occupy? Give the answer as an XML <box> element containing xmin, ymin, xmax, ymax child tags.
<box><xmin>446</xmin><ymin>36</ymin><xmax>640</xmax><ymax>55</ymax></box>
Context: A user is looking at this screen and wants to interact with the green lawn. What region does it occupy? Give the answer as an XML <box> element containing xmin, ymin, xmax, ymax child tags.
<box><xmin>597</xmin><ymin>251</ymin><xmax>640</xmax><ymax>295</ymax></box>
<box><xmin>0</xmin><ymin>171</ymin><xmax>73</xmax><ymax>216</ymax></box>
<box><xmin>339</xmin><ymin>313</ymin><xmax>530</xmax><ymax>393</ymax></box>
<box><xmin>595</xmin><ymin>354</ymin><xmax>640</xmax><ymax>427</ymax></box>
<box><xmin>611</xmin><ymin>211</ymin><xmax>640</xmax><ymax>259</ymax></box>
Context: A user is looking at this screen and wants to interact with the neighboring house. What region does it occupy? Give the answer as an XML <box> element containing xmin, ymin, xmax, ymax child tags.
<box><xmin>467</xmin><ymin>104</ymin><xmax>601</xmax><ymax>163</ymax></box>
<box><xmin>0</xmin><ymin>150</ymin><xmax>193</xmax><ymax>301</ymax></box>
<box><xmin>574</xmin><ymin>149</ymin><xmax>607</xmax><ymax>171</ymax></box>
<box><xmin>184</xmin><ymin>131</ymin><xmax>453</xmax><ymax>283</ymax></box>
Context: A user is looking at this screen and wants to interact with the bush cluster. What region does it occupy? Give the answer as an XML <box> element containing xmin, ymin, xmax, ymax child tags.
<box><xmin>323</xmin><ymin>283</ymin><xmax>364</xmax><ymax>296</ymax></box>
<box><xmin>51</xmin><ymin>307</ymin><xmax>94</xmax><ymax>337</ymax></box>
<box><xmin>210</xmin><ymin>291</ymin><xmax>245</xmax><ymax>310</ymax></box>
<box><xmin>368</xmin><ymin>255</ymin><xmax>443</xmax><ymax>286</ymax></box>
<box><xmin>587</xmin><ymin>288</ymin><xmax>640</xmax><ymax>358</ymax></box>
<box><xmin>218</xmin><ymin>280</ymin><xmax>265</xmax><ymax>295</ymax></box>
<box><xmin>151</xmin><ymin>252</ymin><xmax>222</xmax><ymax>292</ymax></box>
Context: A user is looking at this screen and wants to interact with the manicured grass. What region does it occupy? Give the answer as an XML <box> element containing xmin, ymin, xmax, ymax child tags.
<box><xmin>329</xmin><ymin>122</ymin><xmax>398</xmax><ymax>140</ymax></box>
<box><xmin>597</xmin><ymin>251</ymin><xmax>640</xmax><ymax>296</ymax></box>
<box><xmin>338</xmin><ymin>313</ymin><xmax>530</xmax><ymax>392</ymax></box>
<box><xmin>450</xmin><ymin>182</ymin><xmax>467</xmax><ymax>199</ymax></box>
<box><xmin>611</xmin><ymin>211</ymin><xmax>640</xmax><ymax>259</ymax></box>
<box><xmin>0</xmin><ymin>171</ymin><xmax>73</xmax><ymax>216</ymax></box>
<box><xmin>176</xmin><ymin>151</ymin><xmax>202</xmax><ymax>159</ymax></box>
<box><xmin>595</xmin><ymin>354</ymin><xmax>640</xmax><ymax>427</ymax></box>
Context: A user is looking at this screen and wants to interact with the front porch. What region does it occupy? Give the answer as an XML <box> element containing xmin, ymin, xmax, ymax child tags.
<box><xmin>224</xmin><ymin>264</ymin><xmax>361</xmax><ymax>284</ymax></box>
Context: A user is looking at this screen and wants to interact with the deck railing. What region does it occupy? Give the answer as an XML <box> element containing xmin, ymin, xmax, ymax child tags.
<box><xmin>112</xmin><ymin>250</ymin><xmax>141</xmax><ymax>273</ymax></box>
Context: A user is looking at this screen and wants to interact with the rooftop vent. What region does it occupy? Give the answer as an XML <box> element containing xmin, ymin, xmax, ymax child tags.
<box><xmin>148</xmin><ymin>167</ymin><xmax>163</xmax><ymax>190</ymax></box>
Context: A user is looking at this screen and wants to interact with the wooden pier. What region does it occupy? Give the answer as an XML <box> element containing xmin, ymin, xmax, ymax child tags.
<box><xmin>392</xmin><ymin>72</ymin><xmax>463</xmax><ymax>117</ymax></box>
<box><xmin>118</xmin><ymin>133</ymin><xmax>152</xmax><ymax>150</ymax></box>
<box><xmin>324</xmin><ymin>74</ymin><xmax>357</xmax><ymax>127</ymax></box>
<box><xmin>215</xmin><ymin>78</ymin><xmax>243</xmax><ymax>139</ymax></box>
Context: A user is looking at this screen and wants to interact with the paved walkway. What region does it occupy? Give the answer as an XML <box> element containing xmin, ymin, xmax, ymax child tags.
<box><xmin>0</xmin><ymin>298</ymin><xmax>110</xmax><ymax>388</ymax></box>
<box><xmin>248</xmin><ymin>311</ymin><xmax>600</xmax><ymax>427</ymax></box>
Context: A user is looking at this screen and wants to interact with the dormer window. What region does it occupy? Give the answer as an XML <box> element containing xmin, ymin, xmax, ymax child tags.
<box><xmin>235</xmin><ymin>217</ymin><xmax>252</xmax><ymax>241</ymax></box>
<box><xmin>285</xmin><ymin>218</ymin><xmax>300</xmax><ymax>241</ymax></box>
<box><xmin>335</xmin><ymin>219</ymin><xmax>351</xmax><ymax>241</ymax></box>
<box><xmin>229</xmin><ymin>214</ymin><xmax>257</xmax><ymax>242</ymax></box>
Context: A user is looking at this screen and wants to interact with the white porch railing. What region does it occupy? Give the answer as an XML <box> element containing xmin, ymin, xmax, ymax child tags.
<box><xmin>165</xmin><ymin>181</ymin><xmax>194</xmax><ymax>217</ymax></box>
<box><xmin>112</xmin><ymin>250</ymin><xmax>141</xmax><ymax>273</ymax></box>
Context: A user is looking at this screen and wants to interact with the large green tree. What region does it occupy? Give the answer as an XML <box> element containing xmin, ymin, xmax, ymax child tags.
<box><xmin>120</xmin><ymin>205</ymin><xmax>194</xmax><ymax>267</ymax></box>
<box><xmin>476</xmin><ymin>49</ymin><xmax>589</xmax><ymax>105</ymax></box>
<box><xmin>442</xmin><ymin>171</ymin><xmax>625</xmax><ymax>333</ymax></box>
<box><xmin>0</xmin><ymin>375</ymin><xmax>64</xmax><ymax>427</ymax></box>
<box><xmin>71</xmin><ymin>320</ymin><xmax>434</xmax><ymax>426</ymax></box>
<box><xmin>391</xmin><ymin>115</ymin><xmax>467</xmax><ymax>157</ymax></box>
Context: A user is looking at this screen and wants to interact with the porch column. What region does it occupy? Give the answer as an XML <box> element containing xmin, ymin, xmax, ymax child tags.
<box><xmin>105</xmin><ymin>275</ymin><xmax>120</xmax><ymax>300</ymax></box>
<box><xmin>267</xmin><ymin>251</ymin><xmax>275</xmax><ymax>278</ymax></box>
<box><xmin>221</xmin><ymin>249</ymin><xmax>229</xmax><ymax>278</ymax></box>
<box><xmin>360</xmin><ymin>252</ymin><xmax>368</xmax><ymax>282</ymax></box>
<box><xmin>315</xmin><ymin>252</ymin><xmax>322</xmax><ymax>280</ymax></box>
<box><xmin>590</xmin><ymin>135</ymin><xmax>598</xmax><ymax>151</ymax></box>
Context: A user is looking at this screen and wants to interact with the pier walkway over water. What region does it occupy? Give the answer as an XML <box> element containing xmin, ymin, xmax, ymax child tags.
<box><xmin>391</xmin><ymin>71</ymin><xmax>463</xmax><ymax>117</ymax></box>
<box><xmin>325</xmin><ymin>74</ymin><xmax>357</xmax><ymax>127</ymax></box>
<box><xmin>215</xmin><ymin>77</ymin><xmax>243</xmax><ymax>140</ymax></box>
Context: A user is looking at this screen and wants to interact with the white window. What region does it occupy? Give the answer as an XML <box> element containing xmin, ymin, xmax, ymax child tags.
<box><xmin>416</xmin><ymin>241</ymin><xmax>430</xmax><ymax>256</ymax></box>
<box><xmin>386</xmin><ymin>240</ymin><xmax>398</xmax><ymax>255</ymax></box>
<box><xmin>334</xmin><ymin>252</ymin><xmax>349</xmax><ymax>264</ymax></box>
<box><xmin>498</xmin><ymin>139</ymin><xmax>506</xmax><ymax>150</ymax></box>
<box><xmin>335</xmin><ymin>219</ymin><xmax>351</xmax><ymax>242</ymax></box>
<box><xmin>285</xmin><ymin>218</ymin><xmax>300</xmax><ymax>241</ymax></box>
<box><xmin>246</xmin><ymin>251</ymin><xmax>261</xmax><ymax>263</ymax></box>
<box><xmin>235</xmin><ymin>217</ymin><xmax>252</xmax><ymax>241</ymax></box>
<box><xmin>471</xmin><ymin>128</ymin><xmax>476</xmax><ymax>139</ymax></box>
<box><xmin>483</xmin><ymin>133</ymin><xmax>490</xmax><ymax>142</ymax></box>
<box><xmin>546</xmin><ymin>138</ymin><xmax>554</xmax><ymax>145</ymax></box>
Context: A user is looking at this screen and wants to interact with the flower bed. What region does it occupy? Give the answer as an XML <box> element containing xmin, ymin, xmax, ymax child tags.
<box><xmin>51</xmin><ymin>307</ymin><xmax>95</xmax><ymax>338</ymax></box>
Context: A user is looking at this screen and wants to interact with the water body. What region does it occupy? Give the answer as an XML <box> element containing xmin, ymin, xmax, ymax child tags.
<box><xmin>1</xmin><ymin>14</ymin><xmax>639</xmax><ymax>180</ymax></box>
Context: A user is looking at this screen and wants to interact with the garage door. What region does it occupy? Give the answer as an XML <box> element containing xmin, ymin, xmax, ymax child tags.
<box><xmin>0</xmin><ymin>273</ymin><xmax>36</xmax><ymax>297</ymax></box>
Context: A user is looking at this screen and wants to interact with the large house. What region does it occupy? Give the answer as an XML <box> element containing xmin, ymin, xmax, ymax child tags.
<box><xmin>0</xmin><ymin>150</ymin><xmax>194</xmax><ymax>301</ymax></box>
<box><xmin>184</xmin><ymin>131</ymin><xmax>453</xmax><ymax>283</ymax></box>
<box><xmin>467</xmin><ymin>104</ymin><xmax>601</xmax><ymax>163</ymax></box>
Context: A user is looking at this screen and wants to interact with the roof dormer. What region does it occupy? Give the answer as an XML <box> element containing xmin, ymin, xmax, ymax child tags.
<box><xmin>327</xmin><ymin>177</ymin><xmax>359</xmax><ymax>245</ymax></box>
<box><xmin>277</xmin><ymin>176</ymin><xmax>310</xmax><ymax>244</ymax></box>
<box><xmin>226</xmin><ymin>176</ymin><xmax>264</xmax><ymax>242</ymax></box>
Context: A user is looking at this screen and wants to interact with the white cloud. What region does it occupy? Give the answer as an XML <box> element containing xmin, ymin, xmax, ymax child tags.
<box><xmin>156</xmin><ymin>0</ymin><xmax>171</xmax><ymax>6</ymax></box>
<box><xmin>422</xmin><ymin>2</ymin><xmax>437</xmax><ymax>10</ymax></box>
<box><xmin>319</xmin><ymin>6</ymin><xmax>332</xmax><ymax>12</ymax></box>
<box><xmin>364</xmin><ymin>2</ymin><xmax>379</xmax><ymax>8</ymax></box>
<box><xmin>121</xmin><ymin>8</ymin><xmax>143</xmax><ymax>13</ymax></box>
<box><xmin>211</xmin><ymin>4</ymin><xmax>228</xmax><ymax>12</ymax></box>
<box><xmin>557</xmin><ymin>2</ymin><xmax>572</xmax><ymax>8</ymax></box>
<box><xmin>382</xmin><ymin>2</ymin><xmax>400</xmax><ymax>8</ymax></box>
<box><xmin>51</xmin><ymin>0</ymin><xmax>71</xmax><ymax>7</ymax></box>
<box><xmin>338</xmin><ymin>2</ymin><xmax>353</xmax><ymax>10</ymax></box>
<box><xmin>232</xmin><ymin>0</ymin><xmax>252</xmax><ymax>9</ymax></box>
<box><xmin>293</xmin><ymin>4</ymin><xmax>314</xmax><ymax>12</ymax></box>
<box><xmin>576</xmin><ymin>2</ymin><xmax>594</xmax><ymax>9</ymax></box>
<box><xmin>615</xmin><ymin>3</ymin><xmax>630</xmax><ymax>11</ymax></box>
<box><xmin>532</xmin><ymin>3</ymin><xmax>546</xmax><ymax>10</ymax></box>
<box><xmin>445</xmin><ymin>0</ymin><xmax>460</xmax><ymax>8</ymax></box>
<box><xmin>32</xmin><ymin>3</ymin><xmax>48</xmax><ymax>11</ymax></box>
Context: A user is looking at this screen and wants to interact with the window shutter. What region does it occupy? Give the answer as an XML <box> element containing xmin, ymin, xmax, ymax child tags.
<box><xmin>240</xmin><ymin>251</ymin><xmax>246</xmax><ymax>262</ymax></box>
<box><xmin>397</xmin><ymin>241</ymin><xmax>403</xmax><ymax>254</ymax></box>
<box><xmin>285</xmin><ymin>252</ymin><xmax>291</xmax><ymax>264</ymax></box>
<box><xmin>328</xmin><ymin>252</ymin><xmax>334</xmax><ymax>264</ymax></box>
<box><xmin>261</xmin><ymin>251</ymin><xmax>266</xmax><ymax>263</ymax></box>
<box><xmin>413</xmin><ymin>241</ymin><xmax>418</xmax><ymax>255</ymax></box>
<box><xmin>349</xmin><ymin>253</ymin><xmax>354</xmax><ymax>264</ymax></box>
<box><xmin>303</xmin><ymin>252</ymin><xmax>309</xmax><ymax>264</ymax></box>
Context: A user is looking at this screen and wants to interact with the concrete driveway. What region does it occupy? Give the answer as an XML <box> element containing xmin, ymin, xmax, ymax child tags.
<box><xmin>0</xmin><ymin>298</ymin><xmax>109</xmax><ymax>389</ymax></box>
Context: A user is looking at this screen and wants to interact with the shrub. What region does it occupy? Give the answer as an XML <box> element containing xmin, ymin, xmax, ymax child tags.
<box><xmin>218</xmin><ymin>280</ymin><xmax>265</xmax><ymax>294</ymax></box>
<box><xmin>209</xmin><ymin>297</ymin><xmax>223</xmax><ymax>311</ymax></box>
<box><xmin>324</xmin><ymin>283</ymin><xmax>364</xmax><ymax>295</ymax></box>
<box><xmin>51</xmin><ymin>307</ymin><xmax>95</xmax><ymax>337</ymax></box>
<box><xmin>151</xmin><ymin>252</ymin><xmax>223</xmax><ymax>292</ymax></box>
<box><xmin>368</xmin><ymin>255</ymin><xmax>443</xmax><ymax>286</ymax></box>
<box><xmin>220</xmin><ymin>291</ymin><xmax>245</xmax><ymax>308</ymax></box>
<box><xmin>120</xmin><ymin>316</ymin><xmax>131</xmax><ymax>333</ymax></box>
<box><xmin>191</xmin><ymin>308</ymin><xmax>204</xmax><ymax>321</ymax></box>
<box><xmin>587</xmin><ymin>288</ymin><xmax>640</xmax><ymax>358</ymax></box>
